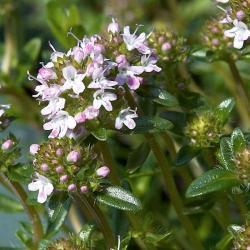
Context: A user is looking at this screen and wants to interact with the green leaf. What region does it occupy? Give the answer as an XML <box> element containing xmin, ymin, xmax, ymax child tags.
<box><xmin>45</xmin><ymin>194</ymin><xmax>71</xmax><ymax>238</ymax></box>
<box><xmin>175</xmin><ymin>145</ymin><xmax>200</xmax><ymax>166</ymax></box>
<box><xmin>186</xmin><ymin>168</ymin><xmax>240</xmax><ymax>198</ymax></box>
<box><xmin>97</xmin><ymin>186</ymin><xmax>142</xmax><ymax>211</ymax></box>
<box><xmin>91</xmin><ymin>128</ymin><xmax>107</xmax><ymax>141</ymax></box>
<box><xmin>8</xmin><ymin>164</ymin><xmax>33</xmax><ymax>184</ymax></box>
<box><xmin>0</xmin><ymin>248</ymin><xmax>24</xmax><ymax>250</ymax></box>
<box><xmin>215</xmin><ymin>98</ymin><xmax>235</xmax><ymax>124</ymax></box>
<box><xmin>22</xmin><ymin>38</ymin><xmax>42</xmax><ymax>64</ymax></box>
<box><xmin>215</xmin><ymin>234</ymin><xmax>233</xmax><ymax>250</ymax></box>
<box><xmin>133</xmin><ymin>117</ymin><xmax>173</xmax><ymax>134</ymax></box>
<box><xmin>126</xmin><ymin>142</ymin><xmax>151</xmax><ymax>173</ymax></box>
<box><xmin>231</xmin><ymin>128</ymin><xmax>246</xmax><ymax>154</ymax></box>
<box><xmin>219</xmin><ymin>138</ymin><xmax>235</xmax><ymax>170</ymax></box>
<box><xmin>0</xmin><ymin>193</ymin><xmax>23</xmax><ymax>213</ymax></box>
<box><xmin>138</xmin><ymin>86</ymin><xmax>179</xmax><ymax>107</ymax></box>
<box><xmin>38</xmin><ymin>240</ymin><xmax>51</xmax><ymax>250</ymax></box>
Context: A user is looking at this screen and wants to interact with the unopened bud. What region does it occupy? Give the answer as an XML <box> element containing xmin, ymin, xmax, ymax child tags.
<box><xmin>68</xmin><ymin>184</ymin><xmax>77</xmax><ymax>192</ymax></box>
<box><xmin>56</xmin><ymin>166</ymin><xmax>64</xmax><ymax>173</ymax></box>
<box><xmin>60</xmin><ymin>175</ymin><xmax>68</xmax><ymax>183</ymax></box>
<box><xmin>2</xmin><ymin>139</ymin><xmax>13</xmax><ymax>150</ymax></box>
<box><xmin>96</xmin><ymin>166</ymin><xmax>110</xmax><ymax>178</ymax></box>
<box><xmin>30</xmin><ymin>144</ymin><xmax>40</xmax><ymax>155</ymax></box>
<box><xmin>67</xmin><ymin>151</ymin><xmax>81</xmax><ymax>163</ymax></box>
<box><xmin>80</xmin><ymin>185</ymin><xmax>88</xmax><ymax>193</ymax></box>
<box><xmin>41</xmin><ymin>163</ymin><xmax>49</xmax><ymax>172</ymax></box>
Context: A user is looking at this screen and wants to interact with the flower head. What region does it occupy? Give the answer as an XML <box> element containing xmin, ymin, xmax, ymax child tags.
<box><xmin>115</xmin><ymin>108</ymin><xmax>138</xmax><ymax>130</ymax></box>
<box><xmin>224</xmin><ymin>19</ymin><xmax>250</xmax><ymax>49</ymax></box>
<box><xmin>28</xmin><ymin>173</ymin><xmax>54</xmax><ymax>203</ymax></box>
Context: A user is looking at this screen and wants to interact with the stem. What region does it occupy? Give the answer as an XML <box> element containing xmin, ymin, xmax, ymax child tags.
<box><xmin>226</xmin><ymin>58</ymin><xmax>250</xmax><ymax>119</ymax></box>
<box><xmin>76</xmin><ymin>193</ymin><xmax>116</xmax><ymax>249</ymax></box>
<box><xmin>97</xmin><ymin>141</ymin><xmax>120</xmax><ymax>185</ymax></box>
<box><xmin>0</xmin><ymin>174</ymin><xmax>43</xmax><ymax>249</ymax></box>
<box><xmin>126</xmin><ymin>91</ymin><xmax>204</xmax><ymax>250</ymax></box>
<box><xmin>98</xmin><ymin>140</ymin><xmax>149</xmax><ymax>250</ymax></box>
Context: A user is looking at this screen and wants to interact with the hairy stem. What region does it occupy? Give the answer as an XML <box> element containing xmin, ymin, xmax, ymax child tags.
<box><xmin>0</xmin><ymin>174</ymin><xmax>43</xmax><ymax>249</ymax></box>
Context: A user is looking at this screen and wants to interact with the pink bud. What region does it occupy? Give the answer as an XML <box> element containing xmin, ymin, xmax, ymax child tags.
<box><xmin>74</xmin><ymin>112</ymin><xmax>86</xmax><ymax>124</ymax></box>
<box><xmin>161</xmin><ymin>42</ymin><xmax>172</xmax><ymax>52</ymax></box>
<box><xmin>96</xmin><ymin>166</ymin><xmax>110</xmax><ymax>178</ymax></box>
<box><xmin>67</xmin><ymin>150</ymin><xmax>80</xmax><ymax>163</ymax></box>
<box><xmin>55</xmin><ymin>166</ymin><xmax>64</xmax><ymax>173</ymax></box>
<box><xmin>41</xmin><ymin>163</ymin><xmax>49</xmax><ymax>172</ymax></box>
<box><xmin>116</xmin><ymin>54</ymin><xmax>127</xmax><ymax>68</ymax></box>
<box><xmin>212</xmin><ymin>39</ymin><xmax>219</xmax><ymax>46</ymax></box>
<box><xmin>211</xmin><ymin>27</ymin><xmax>219</xmax><ymax>33</ymax></box>
<box><xmin>108</xmin><ymin>18</ymin><xmax>119</xmax><ymax>34</ymax></box>
<box><xmin>68</xmin><ymin>184</ymin><xmax>77</xmax><ymax>192</ymax></box>
<box><xmin>84</xmin><ymin>106</ymin><xmax>99</xmax><ymax>120</ymax></box>
<box><xmin>60</xmin><ymin>175</ymin><xmax>68</xmax><ymax>183</ymax></box>
<box><xmin>80</xmin><ymin>185</ymin><xmax>88</xmax><ymax>193</ymax></box>
<box><xmin>30</xmin><ymin>144</ymin><xmax>40</xmax><ymax>155</ymax></box>
<box><xmin>38</xmin><ymin>67</ymin><xmax>56</xmax><ymax>81</ymax></box>
<box><xmin>56</xmin><ymin>148</ymin><xmax>63</xmax><ymax>156</ymax></box>
<box><xmin>2</xmin><ymin>139</ymin><xmax>13</xmax><ymax>150</ymax></box>
<box><xmin>236</xmin><ymin>10</ymin><xmax>245</xmax><ymax>20</ymax></box>
<box><xmin>72</xmin><ymin>46</ymin><xmax>85</xmax><ymax>63</ymax></box>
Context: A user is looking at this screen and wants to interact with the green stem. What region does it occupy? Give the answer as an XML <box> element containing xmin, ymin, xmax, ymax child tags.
<box><xmin>98</xmin><ymin>140</ymin><xmax>149</xmax><ymax>250</ymax></box>
<box><xmin>76</xmin><ymin>193</ymin><xmax>116</xmax><ymax>248</ymax></box>
<box><xmin>0</xmin><ymin>174</ymin><xmax>43</xmax><ymax>249</ymax></box>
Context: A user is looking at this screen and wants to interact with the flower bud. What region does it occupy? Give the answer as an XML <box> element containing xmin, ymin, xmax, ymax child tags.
<box><xmin>161</xmin><ymin>42</ymin><xmax>172</xmax><ymax>52</ymax></box>
<box><xmin>68</xmin><ymin>184</ymin><xmax>76</xmax><ymax>192</ymax></box>
<box><xmin>30</xmin><ymin>144</ymin><xmax>40</xmax><ymax>155</ymax></box>
<box><xmin>67</xmin><ymin>150</ymin><xmax>81</xmax><ymax>163</ymax></box>
<box><xmin>60</xmin><ymin>175</ymin><xmax>68</xmax><ymax>183</ymax></box>
<box><xmin>56</xmin><ymin>148</ymin><xmax>63</xmax><ymax>156</ymax></box>
<box><xmin>38</xmin><ymin>67</ymin><xmax>56</xmax><ymax>81</ymax></box>
<box><xmin>108</xmin><ymin>18</ymin><xmax>119</xmax><ymax>34</ymax></box>
<box><xmin>80</xmin><ymin>185</ymin><xmax>88</xmax><ymax>193</ymax></box>
<box><xmin>55</xmin><ymin>166</ymin><xmax>64</xmax><ymax>173</ymax></box>
<box><xmin>96</xmin><ymin>166</ymin><xmax>110</xmax><ymax>178</ymax></box>
<box><xmin>2</xmin><ymin>139</ymin><xmax>13</xmax><ymax>150</ymax></box>
<box><xmin>84</xmin><ymin>106</ymin><xmax>99</xmax><ymax>120</ymax></box>
<box><xmin>212</xmin><ymin>38</ymin><xmax>219</xmax><ymax>46</ymax></box>
<box><xmin>236</xmin><ymin>10</ymin><xmax>245</xmax><ymax>21</ymax></box>
<box><xmin>74</xmin><ymin>112</ymin><xmax>86</xmax><ymax>124</ymax></box>
<box><xmin>72</xmin><ymin>46</ymin><xmax>85</xmax><ymax>63</ymax></box>
<box><xmin>41</xmin><ymin>163</ymin><xmax>49</xmax><ymax>172</ymax></box>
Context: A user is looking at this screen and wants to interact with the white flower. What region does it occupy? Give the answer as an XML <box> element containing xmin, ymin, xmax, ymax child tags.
<box><xmin>62</xmin><ymin>65</ymin><xmax>85</xmax><ymax>95</ymax></box>
<box><xmin>115</xmin><ymin>108</ymin><xmax>138</xmax><ymax>130</ymax></box>
<box><xmin>41</xmin><ymin>97</ymin><xmax>65</xmax><ymax>116</ymax></box>
<box><xmin>93</xmin><ymin>90</ymin><xmax>117</xmax><ymax>111</ymax></box>
<box><xmin>43</xmin><ymin>111</ymin><xmax>76</xmax><ymax>138</ymax></box>
<box><xmin>224</xmin><ymin>19</ymin><xmax>250</xmax><ymax>49</ymax></box>
<box><xmin>122</xmin><ymin>26</ymin><xmax>151</xmax><ymax>54</ymax></box>
<box><xmin>88</xmin><ymin>68</ymin><xmax>118</xmax><ymax>89</ymax></box>
<box><xmin>216</xmin><ymin>0</ymin><xmax>229</xmax><ymax>3</ymax></box>
<box><xmin>141</xmin><ymin>54</ymin><xmax>161</xmax><ymax>72</ymax></box>
<box><xmin>0</xmin><ymin>104</ymin><xmax>10</xmax><ymax>118</ymax></box>
<box><xmin>28</xmin><ymin>173</ymin><xmax>53</xmax><ymax>203</ymax></box>
<box><xmin>108</xmin><ymin>18</ymin><xmax>119</xmax><ymax>34</ymax></box>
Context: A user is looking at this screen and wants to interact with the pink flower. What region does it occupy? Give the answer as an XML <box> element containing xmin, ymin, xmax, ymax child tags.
<box><xmin>30</xmin><ymin>144</ymin><xmax>40</xmax><ymax>155</ymax></box>
<box><xmin>74</xmin><ymin>112</ymin><xmax>86</xmax><ymax>124</ymax></box>
<box><xmin>2</xmin><ymin>139</ymin><xmax>13</xmax><ymax>150</ymax></box>
<box><xmin>96</xmin><ymin>166</ymin><xmax>110</xmax><ymax>178</ymax></box>
<box><xmin>84</xmin><ymin>106</ymin><xmax>99</xmax><ymax>120</ymax></box>
<box><xmin>108</xmin><ymin>18</ymin><xmax>120</xmax><ymax>34</ymax></box>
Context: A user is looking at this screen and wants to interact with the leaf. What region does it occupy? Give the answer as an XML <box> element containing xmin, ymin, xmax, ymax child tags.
<box><xmin>175</xmin><ymin>145</ymin><xmax>200</xmax><ymax>166</ymax></box>
<box><xmin>0</xmin><ymin>193</ymin><xmax>23</xmax><ymax>213</ymax></box>
<box><xmin>160</xmin><ymin>111</ymin><xmax>187</xmax><ymax>132</ymax></box>
<box><xmin>231</xmin><ymin>128</ymin><xmax>246</xmax><ymax>154</ymax></box>
<box><xmin>219</xmin><ymin>138</ymin><xmax>235</xmax><ymax>170</ymax></box>
<box><xmin>186</xmin><ymin>168</ymin><xmax>240</xmax><ymax>198</ymax></box>
<box><xmin>91</xmin><ymin>128</ymin><xmax>107</xmax><ymax>141</ymax></box>
<box><xmin>138</xmin><ymin>86</ymin><xmax>179</xmax><ymax>107</ymax></box>
<box><xmin>133</xmin><ymin>117</ymin><xmax>173</xmax><ymax>134</ymax></box>
<box><xmin>97</xmin><ymin>186</ymin><xmax>142</xmax><ymax>211</ymax></box>
<box><xmin>0</xmin><ymin>248</ymin><xmax>24</xmax><ymax>250</ymax></box>
<box><xmin>8</xmin><ymin>164</ymin><xmax>33</xmax><ymax>184</ymax></box>
<box><xmin>126</xmin><ymin>142</ymin><xmax>151</xmax><ymax>173</ymax></box>
<box><xmin>45</xmin><ymin>195</ymin><xmax>71</xmax><ymax>238</ymax></box>
<box><xmin>38</xmin><ymin>240</ymin><xmax>51</xmax><ymax>250</ymax></box>
<box><xmin>215</xmin><ymin>234</ymin><xmax>233</xmax><ymax>250</ymax></box>
<box><xmin>214</xmin><ymin>98</ymin><xmax>235</xmax><ymax>124</ymax></box>
<box><xmin>22</xmin><ymin>38</ymin><xmax>42</xmax><ymax>64</ymax></box>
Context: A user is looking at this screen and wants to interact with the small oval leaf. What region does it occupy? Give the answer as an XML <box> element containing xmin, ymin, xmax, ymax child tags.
<box><xmin>97</xmin><ymin>186</ymin><xmax>142</xmax><ymax>211</ymax></box>
<box><xmin>186</xmin><ymin>168</ymin><xmax>239</xmax><ymax>198</ymax></box>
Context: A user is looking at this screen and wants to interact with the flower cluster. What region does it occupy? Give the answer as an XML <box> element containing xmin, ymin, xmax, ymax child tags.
<box><xmin>185</xmin><ymin>112</ymin><xmax>223</xmax><ymax>148</ymax></box>
<box><xmin>234</xmin><ymin>147</ymin><xmax>250</xmax><ymax>184</ymax></box>
<box><xmin>28</xmin><ymin>19</ymin><xmax>161</xmax><ymax>139</ymax></box>
<box><xmin>28</xmin><ymin>138</ymin><xmax>110</xmax><ymax>203</ymax></box>
<box><xmin>231</xmin><ymin>223</ymin><xmax>250</xmax><ymax>250</ymax></box>
<box><xmin>148</xmin><ymin>29</ymin><xmax>189</xmax><ymax>64</ymax></box>
<box><xmin>216</xmin><ymin>0</ymin><xmax>250</xmax><ymax>49</ymax></box>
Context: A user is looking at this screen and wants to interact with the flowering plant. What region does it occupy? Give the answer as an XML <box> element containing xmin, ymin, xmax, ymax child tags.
<box><xmin>0</xmin><ymin>0</ymin><xmax>250</xmax><ymax>249</ymax></box>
